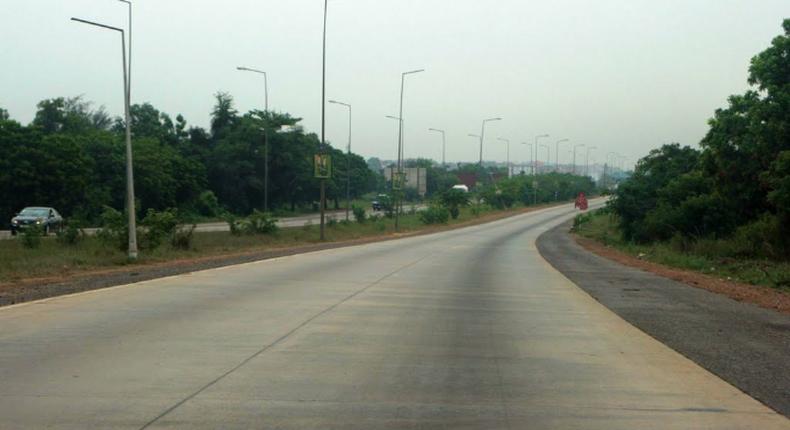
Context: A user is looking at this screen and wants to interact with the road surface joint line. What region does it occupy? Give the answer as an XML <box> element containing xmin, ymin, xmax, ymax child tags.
<box><xmin>137</xmin><ymin>251</ymin><xmax>437</xmax><ymax>430</ymax></box>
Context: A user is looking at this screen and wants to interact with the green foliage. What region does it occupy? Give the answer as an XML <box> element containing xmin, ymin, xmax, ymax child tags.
<box><xmin>608</xmin><ymin>21</ymin><xmax>790</xmax><ymax>261</ymax></box>
<box><xmin>141</xmin><ymin>208</ymin><xmax>179</xmax><ymax>249</ymax></box>
<box><xmin>20</xmin><ymin>225</ymin><xmax>43</xmax><ymax>249</ymax></box>
<box><xmin>56</xmin><ymin>223</ymin><xmax>84</xmax><ymax>246</ymax></box>
<box><xmin>419</xmin><ymin>205</ymin><xmax>450</xmax><ymax>225</ymax></box>
<box><xmin>196</xmin><ymin>190</ymin><xmax>222</xmax><ymax>217</ymax></box>
<box><xmin>0</xmin><ymin>94</ymin><xmax>380</xmax><ymax>227</ymax></box>
<box><xmin>438</xmin><ymin>189</ymin><xmax>469</xmax><ymax>219</ymax></box>
<box><xmin>352</xmin><ymin>205</ymin><xmax>367</xmax><ymax>224</ymax></box>
<box><xmin>244</xmin><ymin>210</ymin><xmax>279</xmax><ymax>235</ymax></box>
<box><xmin>225</xmin><ymin>214</ymin><xmax>245</xmax><ymax>237</ymax></box>
<box><xmin>96</xmin><ymin>206</ymin><xmax>129</xmax><ymax>251</ymax></box>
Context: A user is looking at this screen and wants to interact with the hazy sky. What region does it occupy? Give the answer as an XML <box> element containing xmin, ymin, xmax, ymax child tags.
<box><xmin>1</xmin><ymin>1</ymin><xmax>788</xmax><ymax>167</ymax></box>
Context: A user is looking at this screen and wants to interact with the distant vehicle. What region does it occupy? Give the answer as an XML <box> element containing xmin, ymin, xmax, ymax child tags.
<box><xmin>451</xmin><ymin>185</ymin><xmax>469</xmax><ymax>193</ymax></box>
<box><xmin>10</xmin><ymin>207</ymin><xmax>63</xmax><ymax>236</ymax></box>
<box><xmin>371</xmin><ymin>194</ymin><xmax>391</xmax><ymax>211</ymax></box>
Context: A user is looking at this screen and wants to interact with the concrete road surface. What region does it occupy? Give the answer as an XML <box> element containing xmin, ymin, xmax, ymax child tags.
<box><xmin>0</xmin><ymin>202</ymin><xmax>786</xmax><ymax>429</ymax></box>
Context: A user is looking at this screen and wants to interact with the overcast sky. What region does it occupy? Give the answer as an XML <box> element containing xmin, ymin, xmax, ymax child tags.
<box><xmin>1</xmin><ymin>1</ymin><xmax>788</xmax><ymax>167</ymax></box>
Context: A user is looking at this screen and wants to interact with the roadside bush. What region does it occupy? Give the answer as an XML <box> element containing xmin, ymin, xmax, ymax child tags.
<box><xmin>56</xmin><ymin>222</ymin><xmax>84</xmax><ymax>246</ymax></box>
<box><xmin>352</xmin><ymin>205</ymin><xmax>367</xmax><ymax>224</ymax></box>
<box><xmin>141</xmin><ymin>208</ymin><xmax>179</xmax><ymax>249</ymax></box>
<box><xmin>327</xmin><ymin>217</ymin><xmax>338</xmax><ymax>227</ymax></box>
<box><xmin>731</xmin><ymin>214</ymin><xmax>786</xmax><ymax>259</ymax></box>
<box><xmin>196</xmin><ymin>190</ymin><xmax>222</xmax><ymax>218</ymax></box>
<box><xmin>439</xmin><ymin>189</ymin><xmax>469</xmax><ymax>219</ymax></box>
<box><xmin>571</xmin><ymin>212</ymin><xmax>594</xmax><ymax>232</ymax></box>
<box><xmin>244</xmin><ymin>210</ymin><xmax>278</xmax><ymax>235</ymax></box>
<box><xmin>96</xmin><ymin>206</ymin><xmax>129</xmax><ymax>251</ymax></box>
<box><xmin>224</xmin><ymin>214</ymin><xmax>244</xmax><ymax>236</ymax></box>
<box><xmin>419</xmin><ymin>205</ymin><xmax>450</xmax><ymax>225</ymax></box>
<box><xmin>171</xmin><ymin>224</ymin><xmax>196</xmax><ymax>250</ymax></box>
<box><xmin>21</xmin><ymin>225</ymin><xmax>43</xmax><ymax>249</ymax></box>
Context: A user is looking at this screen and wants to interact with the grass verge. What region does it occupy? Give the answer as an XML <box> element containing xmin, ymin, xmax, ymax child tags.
<box><xmin>573</xmin><ymin>209</ymin><xmax>790</xmax><ymax>293</ymax></box>
<box><xmin>0</xmin><ymin>203</ymin><xmax>554</xmax><ymax>287</ymax></box>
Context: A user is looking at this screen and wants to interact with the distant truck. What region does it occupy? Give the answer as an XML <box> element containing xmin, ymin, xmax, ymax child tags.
<box><xmin>451</xmin><ymin>185</ymin><xmax>469</xmax><ymax>193</ymax></box>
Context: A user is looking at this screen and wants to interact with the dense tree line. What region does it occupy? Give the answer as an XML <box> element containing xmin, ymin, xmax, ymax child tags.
<box><xmin>610</xmin><ymin>20</ymin><xmax>790</xmax><ymax>259</ymax></box>
<box><xmin>0</xmin><ymin>93</ymin><xmax>377</xmax><ymax>225</ymax></box>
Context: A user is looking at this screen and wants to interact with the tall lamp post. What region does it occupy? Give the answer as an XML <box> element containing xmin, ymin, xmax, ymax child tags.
<box><xmin>395</xmin><ymin>69</ymin><xmax>424</xmax><ymax>231</ymax></box>
<box><xmin>521</xmin><ymin>142</ymin><xmax>533</xmax><ymax>176</ymax></box>
<box><xmin>236</xmin><ymin>67</ymin><xmax>268</xmax><ymax>110</ymax></box>
<box><xmin>428</xmin><ymin>128</ymin><xmax>446</xmax><ymax>167</ymax></box>
<box><xmin>572</xmin><ymin>144</ymin><xmax>585</xmax><ymax>175</ymax></box>
<box><xmin>478</xmin><ymin>117</ymin><xmax>502</xmax><ymax>166</ymax></box>
<box><xmin>534</xmin><ymin>134</ymin><xmax>549</xmax><ymax>175</ymax></box>
<box><xmin>318</xmin><ymin>0</ymin><xmax>329</xmax><ymax>240</ymax></box>
<box><xmin>554</xmin><ymin>138</ymin><xmax>569</xmax><ymax>172</ymax></box>
<box><xmin>71</xmin><ymin>17</ymin><xmax>137</xmax><ymax>259</ymax></box>
<box><xmin>329</xmin><ymin>100</ymin><xmax>352</xmax><ymax>221</ymax></box>
<box><xmin>237</xmin><ymin>66</ymin><xmax>271</xmax><ymax>211</ymax></box>
<box><xmin>585</xmin><ymin>146</ymin><xmax>596</xmax><ymax>177</ymax></box>
<box><xmin>497</xmin><ymin>138</ymin><xmax>511</xmax><ymax>178</ymax></box>
<box><xmin>118</xmin><ymin>0</ymin><xmax>131</xmax><ymax>101</ymax></box>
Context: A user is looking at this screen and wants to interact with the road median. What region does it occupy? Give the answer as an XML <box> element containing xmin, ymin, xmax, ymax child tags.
<box><xmin>0</xmin><ymin>202</ymin><xmax>563</xmax><ymax>307</ymax></box>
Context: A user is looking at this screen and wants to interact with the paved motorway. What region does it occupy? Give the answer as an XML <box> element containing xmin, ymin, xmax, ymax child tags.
<box><xmin>0</xmin><ymin>201</ymin><xmax>787</xmax><ymax>429</ymax></box>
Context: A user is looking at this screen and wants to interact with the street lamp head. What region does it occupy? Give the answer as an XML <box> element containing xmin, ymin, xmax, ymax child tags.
<box><xmin>485</xmin><ymin>117</ymin><xmax>502</xmax><ymax>123</ymax></box>
<box><xmin>536</xmin><ymin>134</ymin><xmax>549</xmax><ymax>138</ymax></box>
<box><xmin>385</xmin><ymin>115</ymin><xmax>402</xmax><ymax>121</ymax></box>
<box><xmin>118</xmin><ymin>0</ymin><xmax>131</xmax><ymax>4</ymax></box>
<box><xmin>404</xmin><ymin>69</ymin><xmax>425</xmax><ymax>75</ymax></box>
<box><xmin>468</xmin><ymin>133</ymin><xmax>481</xmax><ymax>138</ymax></box>
<box><xmin>557</xmin><ymin>138</ymin><xmax>569</xmax><ymax>144</ymax></box>
<box><xmin>497</xmin><ymin>137</ymin><xmax>509</xmax><ymax>143</ymax></box>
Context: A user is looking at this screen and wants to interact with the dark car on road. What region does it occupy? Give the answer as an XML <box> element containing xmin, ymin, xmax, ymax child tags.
<box><xmin>10</xmin><ymin>207</ymin><xmax>63</xmax><ymax>236</ymax></box>
<box><xmin>371</xmin><ymin>194</ymin><xmax>392</xmax><ymax>212</ymax></box>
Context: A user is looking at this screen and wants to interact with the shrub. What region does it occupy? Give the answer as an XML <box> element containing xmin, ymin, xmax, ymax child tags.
<box><xmin>352</xmin><ymin>205</ymin><xmax>367</xmax><ymax>224</ymax></box>
<box><xmin>141</xmin><ymin>208</ymin><xmax>179</xmax><ymax>249</ymax></box>
<box><xmin>419</xmin><ymin>205</ymin><xmax>450</xmax><ymax>225</ymax></box>
<box><xmin>171</xmin><ymin>224</ymin><xmax>196</xmax><ymax>250</ymax></box>
<box><xmin>571</xmin><ymin>212</ymin><xmax>594</xmax><ymax>232</ymax></box>
<box><xmin>21</xmin><ymin>225</ymin><xmax>43</xmax><ymax>249</ymax></box>
<box><xmin>439</xmin><ymin>189</ymin><xmax>469</xmax><ymax>219</ymax></box>
<box><xmin>224</xmin><ymin>214</ymin><xmax>244</xmax><ymax>236</ymax></box>
<box><xmin>327</xmin><ymin>217</ymin><xmax>338</xmax><ymax>227</ymax></box>
<box><xmin>196</xmin><ymin>190</ymin><xmax>222</xmax><ymax>217</ymax></box>
<box><xmin>96</xmin><ymin>206</ymin><xmax>129</xmax><ymax>251</ymax></box>
<box><xmin>244</xmin><ymin>210</ymin><xmax>278</xmax><ymax>234</ymax></box>
<box><xmin>56</xmin><ymin>223</ymin><xmax>84</xmax><ymax>246</ymax></box>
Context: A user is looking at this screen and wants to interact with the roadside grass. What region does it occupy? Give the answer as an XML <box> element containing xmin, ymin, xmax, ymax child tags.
<box><xmin>0</xmin><ymin>204</ymin><xmax>507</xmax><ymax>284</ymax></box>
<box><xmin>574</xmin><ymin>210</ymin><xmax>790</xmax><ymax>292</ymax></box>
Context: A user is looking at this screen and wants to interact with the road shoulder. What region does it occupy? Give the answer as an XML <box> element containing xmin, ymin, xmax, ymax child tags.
<box><xmin>537</xmin><ymin>220</ymin><xmax>790</xmax><ymax>418</ymax></box>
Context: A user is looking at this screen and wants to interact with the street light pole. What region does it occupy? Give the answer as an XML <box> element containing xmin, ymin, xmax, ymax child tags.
<box><xmin>585</xmin><ymin>146</ymin><xmax>596</xmax><ymax>177</ymax></box>
<box><xmin>71</xmin><ymin>17</ymin><xmax>137</xmax><ymax>259</ymax></box>
<box><xmin>428</xmin><ymin>128</ymin><xmax>446</xmax><ymax>167</ymax></box>
<box><xmin>237</xmin><ymin>66</ymin><xmax>270</xmax><ymax>212</ymax></box>
<box><xmin>478</xmin><ymin>117</ymin><xmax>502</xmax><ymax>166</ymax></box>
<box><xmin>236</xmin><ymin>67</ymin><xmax>268</xmax><ymax>111</ymax></box>
<box><xmin>318</xmin><ymin>0</ymin><xmax>329</xmax><ymax>240</ymax></box>
<box><xmin>395</xmin><ymin>69</ymin><xmax>424</xmax><ymax>232</ymax></box>
<box><xmin>572</xmin><ymin>144</ymin><xmax>585</xmax><ymax>175</ymax></box>
<box><xmin>497</xmin><ymin>138</ymin><xmax>510</xmax><ymax>178</ymax></box>
<box><xmin>554</xmin><ymin>138</ymin><xmax>569</xmax><ymax>172</ymax></box>
<box><xmin>329</xmin><ymin>100</ymin><xmax>352</xmax><ymax>221</ymax></box>
<box><xmin>533</xmin><ymin>134</ymin><xmax>549</xmax><ymax>175</ymax></box>
<box><xmin>521</xmin><ymin>142</ymin><xmax>533</xmax><ymax>176</ymax></box>
<box><xmin>118</xmin><ymin>0</ymin><xmax>131</xmax><ymax>102</ymax></box>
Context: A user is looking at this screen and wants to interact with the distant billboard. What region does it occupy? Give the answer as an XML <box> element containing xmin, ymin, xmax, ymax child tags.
<box><xmin>384</xmin><ymin>167</ymin><xmax>427</xmax><ymax>196</ymax></box>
